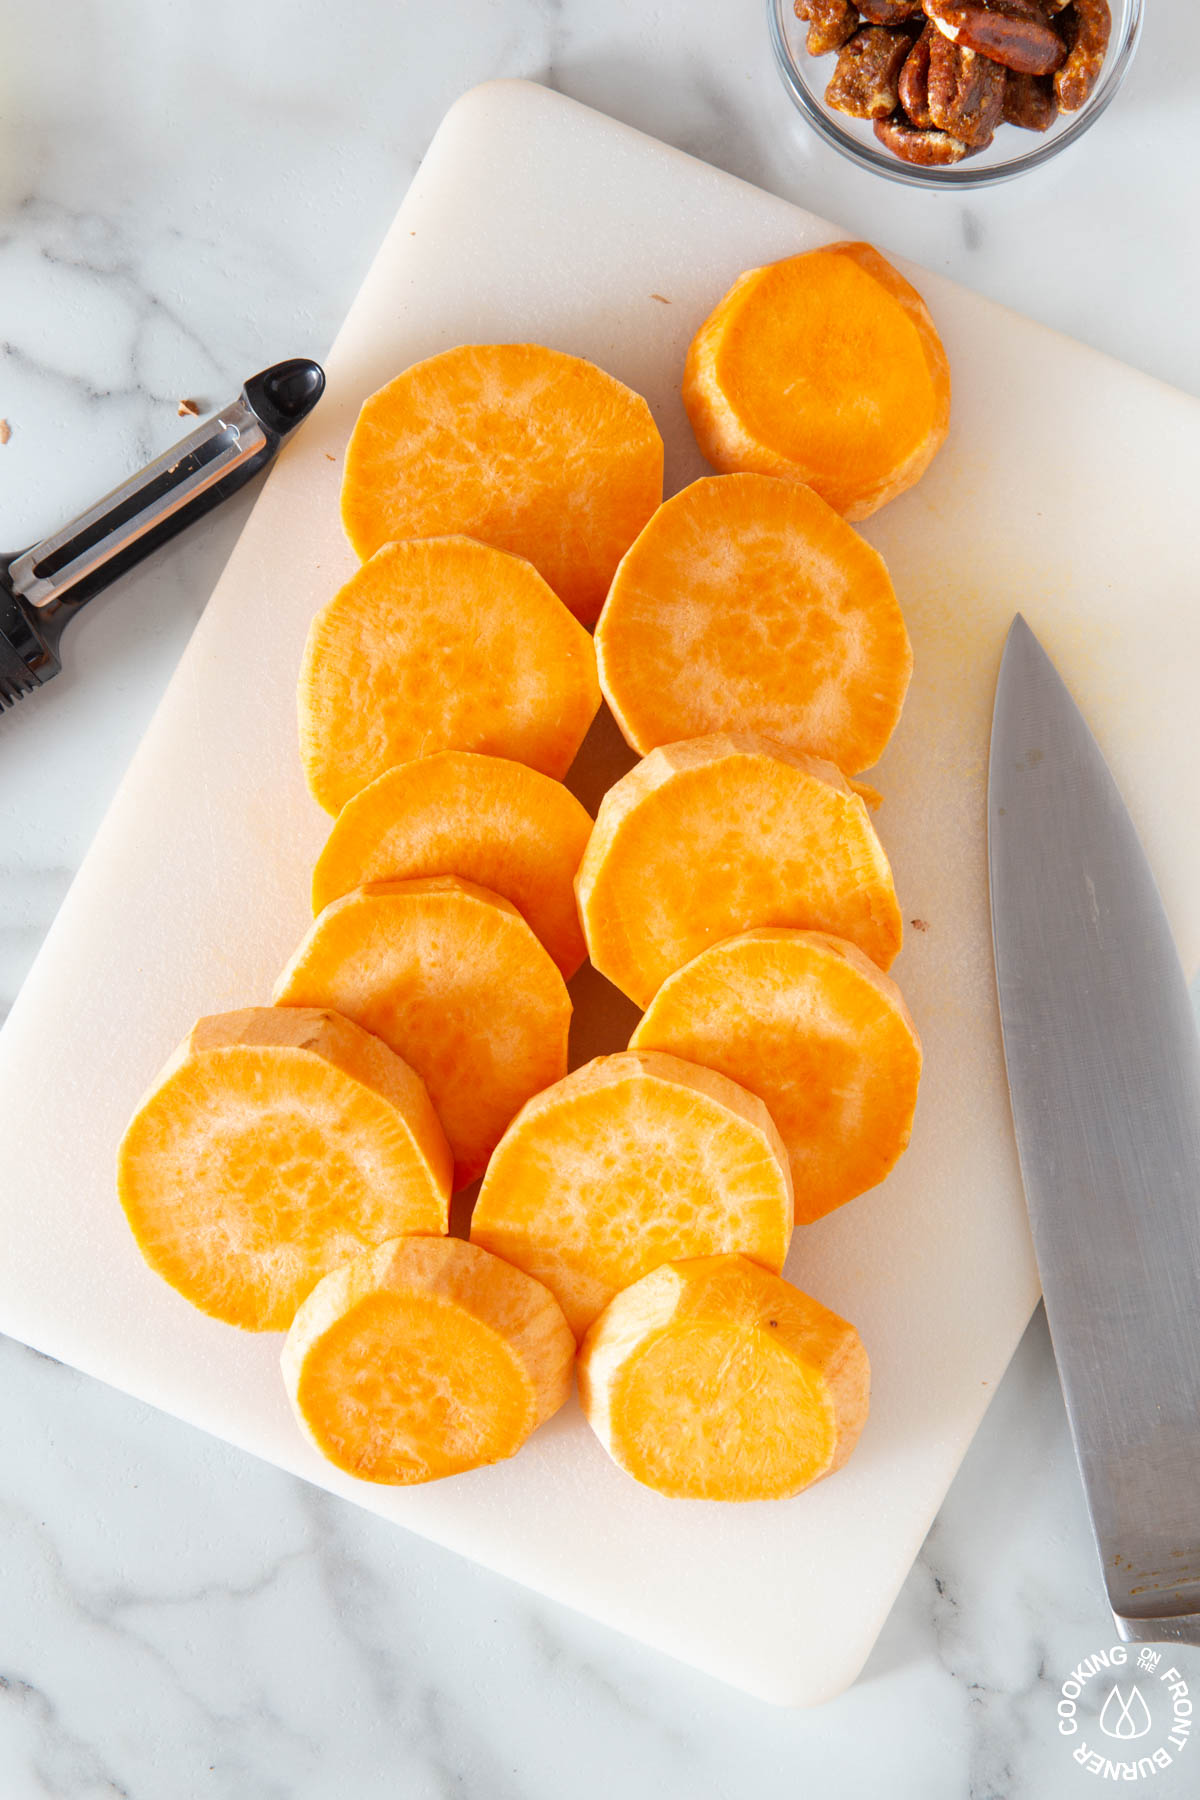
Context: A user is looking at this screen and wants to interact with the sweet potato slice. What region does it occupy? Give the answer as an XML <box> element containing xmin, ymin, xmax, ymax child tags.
<box><xmin>575</xmin><ymin>733</ymin><xmax>903</xmax><ymax>1007</ymax></box>
<box><xmin>683</xmin><ymin>242</ymin><xmax>950</xmax><ymax>520</ymax></box>
<box><xmin>283</xmin><ymin>1236</ymin><xmax>574</xmax><ymax>1484</ymax></box>
<box><xmin>470</xmin><ymin>1050</ymin><xmax>792</xmax><ymax>1339</ymax></box>
<box><xmin>340</xmin><ymin>344</ymin><xmax>665</xmax><ymax>625</ymax></box>
<box><xmin>299</xmin><ymin>536</ymin><xmax>600</xmax><ymax>815</ymax></box>
<box><xmin>311</xmin><ymin>752</ymin><xmax>592</xmax><ymax>979</ymax></box>
<box><xmin>117</xmin><ymin>1008</ymin><xmax>452</xmax><ymax>1331</ymax></box>
<box><xmin>274</xmin><ymin>877</ymin><xmax>571</xmax><ymax>1189</ymax></box>
<box><xmin>631</xmin><ymin>928</ymin><xmax>921</xmax><ymax>1222</ymax></box>
<box><xmin>595</xmin><ymin>472</ymin><xmax>912</xmax><ymax>772</ymax></box>
<box><xmin>578</xmin><ymin>1254</ymin><xmax>870</xmax><ymax>1500</ymax></box>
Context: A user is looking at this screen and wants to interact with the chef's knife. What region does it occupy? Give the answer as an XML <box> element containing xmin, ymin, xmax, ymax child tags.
<box><xmin>988</xmin><ymin>614</ymin><xmax>1200</xmax><ymax>1644</ymax></box>
<box><xmin>0</xmin><ymin>358</ymin><xmax>325</xmax><ymax>709</ymax></box>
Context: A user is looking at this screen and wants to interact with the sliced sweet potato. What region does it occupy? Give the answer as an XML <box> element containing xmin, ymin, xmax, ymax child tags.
<box><xmin>299</xmin><ymin>535</ymin><xmax>600</xmax><ymax>815</ymax></box>
<box><xmin>470</xmin><ymin>1050</ymin><xmax>792</xmax><ymax>1338</ymax></box>
<box><xmin>595</xmin><ymin>472</ymin><xmax>912</xmax><ymax>772</ymax></box>
<box><xmin>117</xmin><ymin>1008</ymin><xmax>452</xmax><ymax>1331</ymax></box>
<box><xmin>274</xmin><ymin>877</ymin><xmax>571</xmax><ymax>1189</ymax></box>
<box><xmin>578</xmin><ymin>1254</ymin><xmax>871</xmax><ymax>1500</ymax></box>
<box><xmin>683</xmin><ymin>242</ymin><xmax>951</xmax><ymax>520</ymax></box>
<box><xmin>340</xmin><ymin>343</ymin><xmax>665</xmax><ymax>625</ymax></box>
<box><xmin>311</xmin><ymin>752</ymin><xmax>593</xmax><ymax>979</ymax></box>
<box><xmin>283</xmin><ymin>1236</ymin><xmax>574</xmax><ymax>1484</ymax></box>
<box><xmin>631</xmin><ymin>928</ymin><xmax>921</xmax><ymax>1222</ymax></box>
<box><xmin>575</xmin><ymin>733</ymin><xmax>902</xmax><ymax>1007</ymax></box>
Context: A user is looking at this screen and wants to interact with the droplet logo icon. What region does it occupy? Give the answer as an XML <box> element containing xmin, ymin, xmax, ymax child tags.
<box><xmin>1098</xmin><ymin>1683</ymin><xmax>1153</xmax><ymax>1741</ymax></box>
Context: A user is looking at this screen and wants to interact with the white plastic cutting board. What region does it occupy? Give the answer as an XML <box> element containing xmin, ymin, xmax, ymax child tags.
<box><xmin>2</xmin><ymin>80</ymin><xmax>1199</xmax><ymax>1707</ymax></box>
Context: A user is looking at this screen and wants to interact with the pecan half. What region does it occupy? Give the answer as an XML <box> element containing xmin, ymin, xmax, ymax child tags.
<box><xmin>858</xmin><ymin>0</ymin><xmax>922</xmax><ymax>22</ymax></box>
<box><xmin>898</xmin><ymin>24</ymin><xmax>937</xmax><ymax>126</ymax></box>
<box><xmin>874</xmin><ymin>110</ymin><xmax>972</xmax><ymax>162</ymax></box>
<box><xmin>827</xmin><ymin>25</ymin><xmax>920</xmax><ymax>118</ymax></box>
<box><xmin>1054</xmin><ymin>0</ymin><xmax>1110</xmax><ymax>111</ymax></box>
<box><xmin>927</xmin><ymin>33</ymin><xmax>1006</xmax><ymax>146</ymax></box>
<box><xmin>922</xmin><ymin>0</ymin><xmax>1067</xmax><ymax>75</ymax></box>
<box><xmin>795</xmin><ymin>0</ymin><xmax>862</xmax><ymax>56</ymax></box>
<box><xmin>1002</xmin><ymin>67</ymin><xmax>1058</xmax><ymax>128</ymax></box>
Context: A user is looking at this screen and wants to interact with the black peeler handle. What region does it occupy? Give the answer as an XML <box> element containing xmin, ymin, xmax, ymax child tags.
<box><xmin>0</xmin><ymin>357</ymin><xmax>325</xmax><ymax>706</ymax></box>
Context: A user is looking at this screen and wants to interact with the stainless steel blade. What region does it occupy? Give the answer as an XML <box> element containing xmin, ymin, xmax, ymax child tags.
<box><xmin>989</xmin><ymin>615</ymin><xmax>1200</xmax><ymax>1645</ymax></box>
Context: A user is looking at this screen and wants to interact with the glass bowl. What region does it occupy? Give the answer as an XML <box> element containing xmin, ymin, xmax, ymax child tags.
<box><xmin>768</xmin><ymin>0</ymin><xmax>1143</xmax><ymax>187</ymax></box>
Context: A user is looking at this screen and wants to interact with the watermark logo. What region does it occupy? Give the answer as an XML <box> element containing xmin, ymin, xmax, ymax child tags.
<box><xmin>1099</xmin><ymin>1682</ymin><xmax>1152</xmax><ymax>1740</ymax></box>
<box><xmin>1055</xmin><ymin>1643</ymin><xmax>1192</xmax><ymax>1781</ymax></box>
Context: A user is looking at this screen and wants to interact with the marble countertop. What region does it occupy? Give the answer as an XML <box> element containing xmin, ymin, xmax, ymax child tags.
<box><xmin>2</xmin><ymin>3</ymin><xmax>1198</xmax><ymax>1795</ymax></box>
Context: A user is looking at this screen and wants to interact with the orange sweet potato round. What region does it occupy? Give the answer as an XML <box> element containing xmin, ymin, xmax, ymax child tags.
<box><xmin>311</xmin><ymin>752</ymin><xmax>593</xmax><ymax>979</ymax></box>
<box><xmin>340</xmin><ymin>343</ymin><xmax>664</xmax><ymax>624</ymax></box>
<box><xmin>596</xmin><ymin>472</ymin><xmax>912</xmax><ymax>771</ymax></box>
<box><xmin>274</xmin><ymin>877</ymin><xmax>571</xmax><ymax>1190</ymax></box>
<box><xmin>631</xmin><ymin>928</ymin><xmax>922</xmax><ymax>1222</ymax></box>
<box><xmin>117</xmin><ymin>1008</ymin><xmax>452</xmax><ymax>1331</ymax></box>
<box><xmin>578</xmin><ymin>1254</ymin><xmax>871</xmax><ymax>1500</ymax></box>
<box><xmin>575</xmin><ymin>733</ymin><xmax>903</xmax><ymax>1008</ymax></box>
<box><xmin>683</xmin><ymin>242</ymin><xmax>950</xmax><ymax>520</ymax></box>
<box><xmin>470</xmin><ymin>1050</ymin><xmax>793</xmax><ymax>1339</ymax></box>
<box><xmin>283</xmin><ymin>1236</ymin><xmax>574</xmax><ymax>1484</ymax></box>
<box><xmin>299</xmin><ymin>536</ymin><xmax>600</xmax><ymax>816</ymax></box>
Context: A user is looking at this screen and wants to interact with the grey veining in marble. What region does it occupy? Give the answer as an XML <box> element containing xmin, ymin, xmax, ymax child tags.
<box><xmin>2</xmin><ymin>2</ymin><xmax>1199</xmax><ymax>1794</ymax></box>
<box><xmin>0</xmin><ymin>1319</ymin><xmax>1122</xmax><ymax>1800</ymax></box>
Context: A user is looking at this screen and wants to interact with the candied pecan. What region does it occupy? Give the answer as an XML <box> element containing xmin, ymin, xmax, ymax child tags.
<box><xmin>898</xmin><ymin>24</ymin><xmax>937</xmax><ymax>126</ymax></box>
<box><xmin>858</xmin><ymin>0</ymin><xmax>921</xmax><ymax>22</ymax></box>
<box><xmin>795</xmin><ymin>0</ymin><xmax>861</xmax><ymax>56</ymax></box>
<box><xmin>1002</xmin><ymin>67</ymin><xmax>1058</xmax><ymax>128</ymax></box>
<box><xmin>1054</xmin><ymin>0</ymin><xmax>1110</xmax><ymax>110</ymax></box>
<box><xmin>874</xmin><ymin>111</ymin><xmax>972</xmax><ymax>162</ymax></box>
<box><xmin>927</xmin><ymin>33</ymin><xmax>1006</xmax><ymax>146</ymax></box>
<box><xmin>827</xmin><ymin>25</ymin><xmax>920</xmax><ymax>119</ymax></box>
<box><xmin>922</xmin><ymin>0</ymin><xmax>1067</xmax><ymax>75</ymax></box>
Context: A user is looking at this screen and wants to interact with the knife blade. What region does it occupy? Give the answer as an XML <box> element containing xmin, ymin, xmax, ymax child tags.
<box><xmin>989</xmin><ymin>614</ymin><xmax>1200</xmax><ymax>1645</ymax></box>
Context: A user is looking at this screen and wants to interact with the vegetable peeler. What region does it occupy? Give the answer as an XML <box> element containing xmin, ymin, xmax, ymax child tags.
<box><xmin>0</xmin><ymin>358</ymin><xmax>325</xmax><ymax>710</ymax></box>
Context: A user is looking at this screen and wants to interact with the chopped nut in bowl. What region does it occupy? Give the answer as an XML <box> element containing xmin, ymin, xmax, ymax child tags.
<box><xmin>771</xmin><ymin>0</ymin><xmax>1141</xmax><ymax>184</ymax></box>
